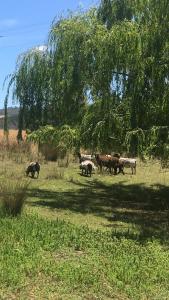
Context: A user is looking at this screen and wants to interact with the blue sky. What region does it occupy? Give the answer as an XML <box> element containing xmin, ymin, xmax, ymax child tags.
<box><xmin>0</xmin><ymin>0</ymin><xmax>98</xmax><ymax>108</ymax></box>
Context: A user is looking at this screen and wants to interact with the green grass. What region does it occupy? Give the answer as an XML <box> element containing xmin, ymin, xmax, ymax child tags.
<box><xmin>0</xmin><ymin>214</ymin><xmax>169</xmax><ymax>299</ymax></box>
<box><xmin>27</xmin><ymin>161</ymin><xmax>169</xmax><ymax>238</ymax></box>
<box><xmin>0</xmin><ymin>159</ymin><xmax>169</xmax><ymax>299</ymax></box>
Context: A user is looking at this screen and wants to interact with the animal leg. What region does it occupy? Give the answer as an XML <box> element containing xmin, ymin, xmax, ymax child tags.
<box><xmin>114</xmin><ymin>167</ymin><xmax>117</xmax><ymax>175</ymax></box>
<box><xmin>120</xmin><ymin>166</ymin><xmax>125</xmax><ymax>175</ymax></box>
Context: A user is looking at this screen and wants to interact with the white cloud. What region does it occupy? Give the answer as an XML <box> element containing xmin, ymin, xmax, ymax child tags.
<box><xmin>0</xmin><ymin>18</ymin><xmax>18</xmax><ymax>28</ymax></box>
<box><xmin>35</xmin><ymin>45</ymin><xmax>47</xmax><ymax>52</ymax></box>
<box><xmin>38</xmin><ymin>45</ymin><xmax>47</xmax><ymax>52</ymax></box>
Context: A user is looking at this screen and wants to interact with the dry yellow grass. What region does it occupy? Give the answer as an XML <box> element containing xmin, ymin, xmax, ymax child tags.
<box><xmin>0</xmin><ymin>129</ymin><xmax>26</xmax><ymax>144</ymax></box>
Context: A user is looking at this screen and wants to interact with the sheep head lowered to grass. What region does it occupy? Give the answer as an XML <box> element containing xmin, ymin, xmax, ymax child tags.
<box><xmin>26</xmin><ymin>162</ymin><xmax>40</xmax><ymax>178</ymax></box>
<box><xmin>80</xmin><ymin>160</ymin><xmax>97</xmax><ymax>177</ymax></box>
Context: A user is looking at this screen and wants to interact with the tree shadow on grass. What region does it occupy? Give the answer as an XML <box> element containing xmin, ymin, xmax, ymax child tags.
<box><xmin>27</xmin><ymin>179</ymin><xmax>169</xmax><ymax>243</ymax></box>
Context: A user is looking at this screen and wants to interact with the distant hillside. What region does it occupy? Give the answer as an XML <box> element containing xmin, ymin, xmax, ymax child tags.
<box><xmin>0</xmin><ymin>107</ymin><xmax>19</xmax><ymax>129</ymax></box>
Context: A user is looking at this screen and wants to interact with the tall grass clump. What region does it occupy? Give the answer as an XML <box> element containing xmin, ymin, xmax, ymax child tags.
<box><xmin>57</xmin><ymin>157</ymin><xmax>69</xmax><ymax>168</ymax></box>
<box><xmin>0</xmin><ymin>139</ymin><xmax>40</xmax><ymax>164</ymax></box>
<box><xmin>0</xmin><ymin>178</ymin><xmax>30</xmax><ymax>216</ymax></box>
<box><xmin>46</xmin><ymin>166</ymin><xmax>65</xmax><ymax>180</ymax></box>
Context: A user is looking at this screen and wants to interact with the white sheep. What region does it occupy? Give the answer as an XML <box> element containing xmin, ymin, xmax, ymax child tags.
<box><xmin>80</xmin><ymin>160</ymin><xmax>97</xmax><ymax>176</ymax></box>
<box><xmin>119</xmin><ymin>158</ymin><xmax>136</xmax><ymax>175</ymax></box>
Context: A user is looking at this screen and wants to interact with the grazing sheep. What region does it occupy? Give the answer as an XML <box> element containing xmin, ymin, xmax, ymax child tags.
<box><xmin>26</xmin><ymin>162</ymin><xmax>40</xmax><ymax>178</ymax></box>
<box><xmin>119</xmin><ymin>158</ymin><xmax>136</xmax><ymax>174</ymax></box>
<box><xmin>80</xmin><ymin>160</ymin><xmax>96</xmax><ymax>177</ymax></box>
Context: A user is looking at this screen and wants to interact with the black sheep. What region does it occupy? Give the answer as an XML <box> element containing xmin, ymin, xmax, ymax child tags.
<box><xmin>26</xmin><ymin>162</ymin><xmax>40</xmax><ymax>178</ymax></box>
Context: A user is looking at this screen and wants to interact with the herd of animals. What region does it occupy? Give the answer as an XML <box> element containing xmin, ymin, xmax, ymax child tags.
<box><xmin>78</xmin><ymin>153</ymin><xmax>137</xmax><ymax>177</ymax></box>
<box><xmin>26</xmin><ymin>153</ymin><xmax>136</xmax><ymax>179</ymax></box>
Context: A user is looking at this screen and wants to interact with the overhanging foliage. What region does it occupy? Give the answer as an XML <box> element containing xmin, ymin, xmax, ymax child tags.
<box><xmin>4</xmin><ymin>0</ymin><xmax>169</xmax><ymax>157</ymax></box>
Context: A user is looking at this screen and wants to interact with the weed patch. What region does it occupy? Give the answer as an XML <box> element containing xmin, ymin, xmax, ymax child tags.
<box><xmin>0</xmin><ymin>178</ymin><xmax>30</xmax><ymax>216</ymax></box>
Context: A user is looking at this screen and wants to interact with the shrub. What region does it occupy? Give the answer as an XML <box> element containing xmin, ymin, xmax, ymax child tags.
<box><xmin>0</xmin><ymin>178</ymin><xmax>30</xmax><ymax>216</ymax></box>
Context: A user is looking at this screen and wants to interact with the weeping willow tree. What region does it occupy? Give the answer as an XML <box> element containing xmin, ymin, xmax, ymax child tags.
<box><xmin>47</xmin><ymin>8</ymin><xmax>144</xmax><ymax>151</ymax></box>
<box><xmin>80</xmin><ymin>0</ymin><xmax>169</xmax><ymax>153</ymax></box>
<box><xmin>48</xmin><ymin>12</ymin><xmax>93</xmax><ymax>125</ymax></box>
<box><xmin>98</xmin><ymin>0</ymin><xmax>169</xmax><ymax>130</ymax></box>
<box><xmin>4</xmin><ymin>1</ymin><xmax>169</xmax><ymax>156</ymax></box>
<box><xmin>80</xmin><ymin>95</ymin><xmax>126</xmax><ymax>152</ymax></box>
<box><xmin>5</xmin><ymin>46</ymin><xmax>51</xmax><ymax>140</ymax></box>
<box><xmin>144</xmin><ymin>126</ymin><xmax>169</xmax><ymax>159</ymax></box>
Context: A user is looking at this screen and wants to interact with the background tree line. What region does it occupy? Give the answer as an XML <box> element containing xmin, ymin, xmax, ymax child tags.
<box><xmin>5</xmin><ymin>0</ymin><xmax>169</xmax><ymax>157</ymax></box>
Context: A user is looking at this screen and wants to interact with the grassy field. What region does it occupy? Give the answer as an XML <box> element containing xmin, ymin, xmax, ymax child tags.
<box><xmin>0</xmin><ymin>157</ymin><xmax>169</xmax><ymax>299</ymax></box>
